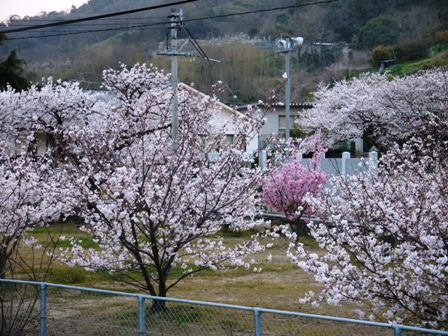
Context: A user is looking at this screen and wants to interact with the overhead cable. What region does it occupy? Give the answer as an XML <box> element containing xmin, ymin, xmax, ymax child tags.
<box><xmin>6</xmin><ymin>21</ymin><xmax>170</xmax><ymax>40</ymax></box>
<box><xmin>183</xmin><ymin>0</ymin><xmax>339</xmax><ymax>23</ymax></box>
<box><xmin>2</xmin><ymin>0</ymin><xmax>338</xmax><ymax>36</ymax></box>
<box><xmin>0</xmin><ymin>0</ymin><xmax>200</xmax><ymax>34</ymax></box>
<box><xmin>183</xmin><ymin>25</ymin><xmax>238</xmax><ymax>99</ymax></box>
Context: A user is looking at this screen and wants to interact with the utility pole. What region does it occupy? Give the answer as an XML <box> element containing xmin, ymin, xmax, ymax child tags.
<box><xmin>170</xmin><ymin>9</ymin><xmax>180</xmax><ymax>150</ymax></box>
<box><xmin>276</xmin><ymin>36</ymin><xmax>303</xmax><ymax>141</ymax></box>
<box><xmin>285</xmin><ymin>38</ymin><xmax>292</xmax><ymax>140</ymax></box>
<box><xmin>158</xmin><ymin>9</ymin><xmax>193</xmax><ymax>150</ymax></box>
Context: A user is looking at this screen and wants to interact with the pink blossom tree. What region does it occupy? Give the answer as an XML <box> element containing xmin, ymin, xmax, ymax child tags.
<box><xmin>262</xmin><ymin>134</ymin><xmax>327</xmax><ymax>239</ymax></box>
<box><xmin>290</xmin><ymin>114</ymin><xmax>448</xmax><ymax>327</ymax></box>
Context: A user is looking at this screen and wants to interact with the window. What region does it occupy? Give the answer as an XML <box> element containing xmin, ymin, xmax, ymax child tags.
<box><xmin>278</xmin><ymin>115</ymin><xmax>297</xmax><ymax>138</ymax></box>
<box><xmin>223</xmin><ymin>134</ymin><xmax>246</xmax><ymax>151</ymax></box>
<box><xmin>223</xmin><ymin>134</ymin><xmax>234</xmax><ymax>145</ymax></box>
<box><xmin>14</xmin><ymin>132</ymin><xmax>48</xmax><ymax>156</ymax></box>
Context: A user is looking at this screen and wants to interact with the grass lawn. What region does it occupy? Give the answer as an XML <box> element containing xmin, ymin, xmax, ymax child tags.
<box><xmin>22</xmin><ymin>221</ymin><xmax>362</xmax><ymax>320</ymax></box>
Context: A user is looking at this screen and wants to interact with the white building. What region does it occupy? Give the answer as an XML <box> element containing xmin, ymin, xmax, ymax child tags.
<box><xmin>180</xmin><ymin>83</ymin><xmax>259</xmax><ymax>154</ymax></box>
<box><xmin>236</xmin><ymin>102</ymin><xmax>364</xmax><ymax>155</ymax></box>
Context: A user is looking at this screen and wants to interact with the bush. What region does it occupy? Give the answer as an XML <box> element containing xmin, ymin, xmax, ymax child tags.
<box><xmin>370</xmin><ymin>45</ymin><xmax>393</xmax><ymax>69</ymax></box>
<box><xmin>435</xmin><ymin>30</ymin><xmax>448</xmax><ymax>44</ymax></box>
<box><xmin>394</xmin><ymin>36</ymin><xmax>433</xmax><ymax>63</ymax></box>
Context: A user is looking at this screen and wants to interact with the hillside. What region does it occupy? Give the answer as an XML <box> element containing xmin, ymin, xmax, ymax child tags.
<box><xmin>1</xmin><ymin>0</ymin><xmax>447</xmax><ymax>102</ymax></box>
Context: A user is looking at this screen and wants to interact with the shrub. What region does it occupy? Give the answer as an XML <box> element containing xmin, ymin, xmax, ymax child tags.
<box><xmin>394</xmin><ymin>36</ymin><xmax>433</xmax><ymax>63</ymax></box>
<box><xmin>370</xmin><ymin>45</ymin><xmax>393</xmax><ymax>69</ymax></box>
<box><xmin>435</xmin><ymin>30</ymin><xmax>448</xmax><ymax>44</ymax></box>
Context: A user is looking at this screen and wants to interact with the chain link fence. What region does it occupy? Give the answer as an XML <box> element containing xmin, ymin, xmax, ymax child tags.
<box><xmin>1</xmin><ymin>279</ymin><xmax>447</xmax><ymax>336</ymax></box>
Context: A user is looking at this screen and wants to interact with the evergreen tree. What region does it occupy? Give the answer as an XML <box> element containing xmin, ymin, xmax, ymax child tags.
<box><xmin>0</xmin><ymin>34</ymin><xmax>30</xmax><ymax>91</ymax></box>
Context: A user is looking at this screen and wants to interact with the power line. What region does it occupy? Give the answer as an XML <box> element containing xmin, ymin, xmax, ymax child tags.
<box><xmin>6</xmin><ymin>21</ymin><xmax>170</xmax><ymax>40</ymax></box>
<box><xmin>183</xmin><ymin>25</ymin><xmax>238</xmax><ymax>99</ymax></box>
<box><xmin>3</xmin><ymin>16</ymin><xmax>168</xmax><ymax>23</ymax></box>
<box><xmin>2</xmin><ymin>0</ymin><xmax>339</xmax><ymax>82</ymax></box>
<box><xmin>220</xmin><ymin>53</ymin><xmax>277</xmax><ymax>64</ymax></box>
<box><xmin>6</xmin><ymin>20</ymin><xmax>164</xmax><ymax>27</ymax></box>
<box><xmin>184</xmin><ymin>27</ymin><xmax>210</xmax><ymax>62</ymax></box>
<box><xmin>2</xmin><ymin>0</ymin><xmax>338</xmax><ymax>36</ymax></box>
<box><xmin>0</xmin><ymin>0</ymin><xmax>200</xmax><ymax>34</ymax></box>
<box><xmin>183</xmin><ymin>0</ymin><xmax>339</xmax><ymax>23</ymax></box>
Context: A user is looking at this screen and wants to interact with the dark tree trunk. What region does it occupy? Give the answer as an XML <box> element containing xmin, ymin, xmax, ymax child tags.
<box><xmin>151</xmin><ymin>298</ymin><xmax>167</xmax><ymax>314</ymax></box>
<box><xmin>150</xmin><ymin>281</ymin><xmax>167</xmax><ymax>313</ymax></box>
<box><xmin>290</xmin><ymin>219</ymin><xmax>310</xmax><ymax>241</ymax></box>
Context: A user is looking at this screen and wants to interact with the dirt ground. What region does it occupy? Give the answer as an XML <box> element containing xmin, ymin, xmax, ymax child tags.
<box><xmin>31</xmin><ymin>225</ymin><xmax>363</xmax><ymax>321</ymax></box>
<box><xmin>166</xmin><ymin>237</ymin><xmax>362</xmax><ymax>320</ymax></box>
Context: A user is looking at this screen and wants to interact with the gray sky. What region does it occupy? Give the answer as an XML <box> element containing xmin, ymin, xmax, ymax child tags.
<box><xmin>1</xmin><ymin>0</ymin><xmax>89</xmax><ymax>21</ymax></box>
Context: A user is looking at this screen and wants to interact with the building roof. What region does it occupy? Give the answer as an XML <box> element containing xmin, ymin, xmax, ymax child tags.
<box><xmin>235</xmin><ymin>102</ymin><xmax>314</xmax><ymax>111</ymax></box>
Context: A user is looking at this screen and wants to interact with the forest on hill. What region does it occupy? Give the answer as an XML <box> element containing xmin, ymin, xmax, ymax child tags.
<box><xmin>1</xmin><ymin>0</ymin><xmax>448</xmax><ymax>102</ymax></box>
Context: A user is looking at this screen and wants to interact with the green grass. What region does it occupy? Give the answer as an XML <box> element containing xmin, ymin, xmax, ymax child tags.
<box><xmin>44</xmin><ymin>267</ymin><xmax>104</xmax><ymax>285</ymax></box>
<box><xmin>157</xmin><ymin>306</ymin><xmax>212</xmax><ymax>323</ymax></box>
<box><xmin>11</xmin><ymin>221</ymin><xmax>363</xmax><ymax>319</ymax></box>
<box><xmin>218</xmin><ymin>227</ymin><xmax>259</xmax><ymax>238</ymax></box>
<box><xmin>385</xmin><ymin>49</ymin><xmax>448</xmax><ymax>76</ymax></box>
<box><xmin>47</xmin><ymin>267</ymin><xmax>88</xmax><ymax>284</ymax></box>
<box><xmin>29</xmin><ymin>232</ymin><xmax>98</xmax><ymax>249</ymax></box>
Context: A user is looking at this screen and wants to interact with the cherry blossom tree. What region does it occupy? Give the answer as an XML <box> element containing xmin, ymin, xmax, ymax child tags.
<box><xmin>289</xmin><ymin>124</ymin><xmax>448</xmax><ymax>328</ymax></box>
<box><xmin>0</xmin><ymin>135</ymin><xmax>75</xmax><ymax>335</ymax></box>
<box><xmin>299</xmin><ymin>68</ymin><xmax>448</xmax><ymax>151</ymax></box>
<box><xmin>262</xmin><ymin>134</ymin><xmax>326</xmax><ymax>239</ymax></box>
<box><xmin>47</xmin><ymin>63</ymin><xmax>272</xmax><ymax>309</ymax></box>
<box><xmin>0</xmin><ymin>106</ymin><xmax>77</xmax><ymax>279</ymax></box>
<box><xmin>0</xmin><ymin>73</ymin><xmax>110</xmax><ymax>334</ymax></box>
<box><xmin>0</xmin><ymin>150</ymin><xmax>67</xmax><ymax>280</ymax></box>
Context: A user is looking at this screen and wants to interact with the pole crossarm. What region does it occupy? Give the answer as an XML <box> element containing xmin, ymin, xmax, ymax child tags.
<box><xmin>157</xmin><ymin>51</ymin><xmax>194</xmax><ymax>56</ymax></box>
<box><xmin>276</xmin><ymin>48</ymin><xmax>295</xmax><ymax>53</ymax></box>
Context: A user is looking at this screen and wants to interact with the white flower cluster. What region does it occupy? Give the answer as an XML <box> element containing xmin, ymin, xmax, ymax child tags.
<box><xmin>289</xmin><ymin>132</ymin><xmax>448</xmax><ymax>328</ymax></box>
<box><xmin>0</xmin><ymin>63</ymin><xmax>273</xmax><ymax>296</ymax></box>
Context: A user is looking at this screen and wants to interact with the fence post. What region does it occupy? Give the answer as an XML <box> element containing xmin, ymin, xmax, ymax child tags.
<box><xmin>259</xmin><ymin>150</ymin><xmax>267</xmax><ymax>170</ymax></box>
<box><xmin>254</xmin><ymin>308</ymin><xmax>262</xmax><ymax>336</ymax></box>
<box><xmin>40</xmin><ymin>283</ymin><xmax>46</xmax><ymax>336</ymax></box>
<box><xmin>138</xmin><ymin>295</ymin><xmax>145</xmax><ymax>336</ymax></box>
<box><xmin>393</xmin><ymin>325</ymin><xmax>404</xmax><ymax>336</ymax></box>
<box><xmin>369</xmin><ymin>151</ymin><xmax>378</xmax><ymax>175</ymax></box>
<box><xmin>342</xmin><ymin>151</ymin><xmax>351</xmax><ymax>176</ymax></box>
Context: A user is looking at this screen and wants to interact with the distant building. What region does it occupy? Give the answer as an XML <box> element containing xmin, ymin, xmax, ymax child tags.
<box><xmin>236</xmin><ymin>102</ymin><xmax>313</xmax><ymax>148</ymax></box>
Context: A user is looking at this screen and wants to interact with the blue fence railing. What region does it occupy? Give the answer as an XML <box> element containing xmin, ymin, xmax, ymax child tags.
<box><xmin>1</xmin><ymin>279</ymin><xmax>447</xmax><ymax>336</ymax></box>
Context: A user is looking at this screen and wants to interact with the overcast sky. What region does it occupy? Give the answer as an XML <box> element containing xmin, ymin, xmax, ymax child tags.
<box><xmin>1</xmin><ymin>0</ymin><xmax>89</xmax><ymax>21</ymax></box>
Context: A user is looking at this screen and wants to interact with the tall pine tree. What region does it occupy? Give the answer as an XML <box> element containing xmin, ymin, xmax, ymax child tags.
<box><xmin>0</xmin><ymin>34</ymin><xmax>29</xmax><ymax>91</ymax></box>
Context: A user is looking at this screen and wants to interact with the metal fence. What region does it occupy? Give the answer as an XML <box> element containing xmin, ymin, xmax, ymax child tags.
<box><xmin>1</xmin><ymin>279</ymin><xmax>447</xmax><ymax>336</ymax></box>
<box><xmin>258</xmin><ymin>150</ymin><xmax>378</xmax><ymax>189</ymax></box>
<box><xmin>296</xmin><ymin>151</ymin><xmax>378</xmax><ymax>188</ymax></box>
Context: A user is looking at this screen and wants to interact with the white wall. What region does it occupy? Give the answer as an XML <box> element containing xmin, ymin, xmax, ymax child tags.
<box><xmin>181</xmin><ymin>83</ymin><xmax>260</xmax><ymax>155</ymax></box>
